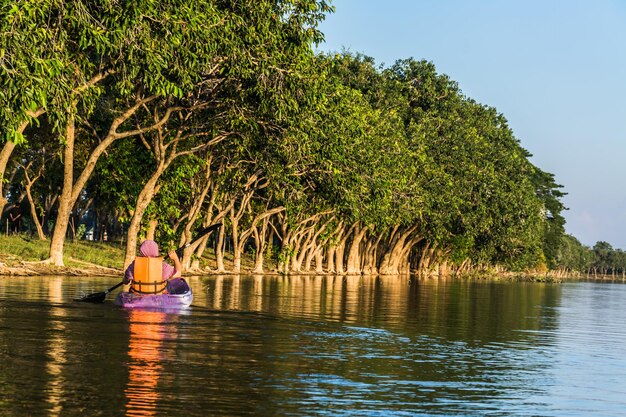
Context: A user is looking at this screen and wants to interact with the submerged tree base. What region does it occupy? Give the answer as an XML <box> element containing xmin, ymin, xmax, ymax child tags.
<box><xmin>456</xmin><ymin>271</ymin><xmax>564</xmax><ymax>283</ymax></box>
<box><xmin>0</xmin><ymin>235</ymin><xmax>575</xmax><ymax>281</ymax></box>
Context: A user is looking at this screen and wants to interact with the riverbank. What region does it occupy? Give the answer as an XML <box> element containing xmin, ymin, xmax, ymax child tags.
<box><xmin>0</xmin><ymin>234</ymin><xmax>124</xmax><ymax>277</ymax></box>
<box><xmin>0</xmin><ymin>234</ymin><xmax>576</xmax><ymax>281</ymax></box>
<box><xmin>0</xmin><ymin>234</ymin><xmax>260</xmax><ymax>277</ymax></box>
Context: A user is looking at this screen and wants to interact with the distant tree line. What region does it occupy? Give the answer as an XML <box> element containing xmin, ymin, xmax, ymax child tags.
<box><xmin>1</xmin><ymin>0</ymin><xmax>571</xmax><ymax>275</ymax></box>
<box><xmin>556</xmin><ymin>236</ymin><xmax>626</xmax><ymax>277</ymax></box>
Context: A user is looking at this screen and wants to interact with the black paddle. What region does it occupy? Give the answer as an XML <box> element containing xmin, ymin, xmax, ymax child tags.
<box><xmin>174</xmin><ymin>222</ymin><xmax>222</xmax><ymax>258</ymax></box>
<box><xmin>75</xmin><ymin>222</ymin><xmax>222</xmax><ymax>303</ymax></box>
<box><xmin>76</xmin><ymin>281</ymin><xmax>125</xmax><ymax>303</ymax></box>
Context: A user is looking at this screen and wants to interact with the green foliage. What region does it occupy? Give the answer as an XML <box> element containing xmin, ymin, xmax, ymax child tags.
<box><xmin>555</xmin><ymin>236</ymin><xmax>626</xmax><ymax>275</ymax></box>
<box><xmin>1</xmin><ymin>1</ymin><xmax>574</xmax><ymax>274</ymax></box>
<box><xmin>76</xmin><ymin>223</ymin><xmax>86</xmax><ymax>240</ymax></box>
<box><xmin>89</xmin><ymin>137</ymin><xmax>153</xmax><ymax>223</ymax></box>
<box><xmin>532</xmin><ymin>168</ymin><xmax>567</xmax><ymax>268</ymax></box>
<box><xmin>147</xmin><ymin>155</ymin><xmax>204</xmax><ymax>250</ymax></box>
<box><xmin>378</xmin><ymin>58</ymin><xmax>548</xmax><ymax>270</ymax></box>
<box><xmin>556</xmin><ymin>234</ymin><xmax>589</xmax><ymax>271</ymax></box>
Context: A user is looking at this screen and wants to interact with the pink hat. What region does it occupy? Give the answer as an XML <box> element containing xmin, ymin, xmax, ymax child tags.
<box><xmin>139</xmin><ymin>240</ymin><xmax>159</xmax><ymax>257</ymax></box>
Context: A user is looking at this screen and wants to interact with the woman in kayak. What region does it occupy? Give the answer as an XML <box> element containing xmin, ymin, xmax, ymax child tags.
<box><xmin>123</xmin><ymin>240</ymin><xmax>182</xmax><ymax>288</ymax></box>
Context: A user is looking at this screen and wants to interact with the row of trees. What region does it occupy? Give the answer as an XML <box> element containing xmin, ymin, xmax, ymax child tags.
<box><xmin>556</xmin><ymin>236</ymin><xmax>626</xmax><ymax>277</ymax></box>
<box><xmin>2</xmin><ymin>0</ymin><xmax>568</xmax><ymax>276</ymax></box>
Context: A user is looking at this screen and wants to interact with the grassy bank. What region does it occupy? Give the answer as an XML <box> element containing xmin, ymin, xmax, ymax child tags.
<box><xmin>0</xmin><ymin>234</ymin><xmax>259</xmax><ymax>276</ymax></box>
<box><xmin>0</xmin><ymin>234</ymin><xmax>125</xmax><ymax>275</ymax></box>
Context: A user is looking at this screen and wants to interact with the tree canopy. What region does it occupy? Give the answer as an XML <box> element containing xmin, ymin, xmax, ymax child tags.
<box><xmin>1</xmin><ymin>1</ymin><xmax>575</xmax><ymax>276</ymax></box>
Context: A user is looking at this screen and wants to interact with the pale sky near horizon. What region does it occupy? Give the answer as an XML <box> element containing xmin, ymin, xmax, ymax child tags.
<box><xmin>317</xmin><ymin>0</ymin><xmax>626</xmax><ymax>250</ymax></box>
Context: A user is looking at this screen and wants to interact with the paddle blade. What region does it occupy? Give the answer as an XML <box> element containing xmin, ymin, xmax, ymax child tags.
<box><xmin>194</xmin><ymin>223</ymin><xmax>222</xmax><ymax>240</ymax></box>
<box><xmin>74</xmin><ymin>281</ymin><xmax>123</xmax><ymax>303</ymax></box>
<box><xmin>75</xmin><ymin>291</ymin><xmax>107</xmax><ymax>303</ymax></box>
<box><xmin>175</xmin><ymin>223</ymin><xmax>222</xmax><ymax>258</ymax></box>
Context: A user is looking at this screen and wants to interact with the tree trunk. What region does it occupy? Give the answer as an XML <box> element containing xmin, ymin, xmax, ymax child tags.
<box><xmin>290</xmin><ymin>232</ymin><xmax>305</xmax><ymax>272</ymax></box>
<box><xmin>193</xmin><ymin>195</ymin><xmax>231</xmax><ymax>268</ymax></box>
<box><xmin>334</xmin><ymin>242</ymin><xmax>346</xmax><ymax>275</ymax></box>
<box><xmin>0</xmin><ymin>110</ymin><xmax>45</xmax><ymax>215</ymax></box>
<box><xmin>334</xmin><ymin>223</ymin><xmax>357</xmax><ymax>275</ymax></box>
<box><xmin>252</xmin><ymin>217</ymin><xmax>272</xmax><ymax>274</ymax></box>
<box><xmin>48</xmin><ymin>96</ymin><xmax>171</xmax><ymax>265</ymax></box>
<box><xmin>379</xmin><ymin>226</ymin><xmax>418</xmax><ymax>275</ymax></box>
<box><xmin>418</xmin><ymin>242</ymin><xmax>432</xmax><ymax>275</ymax></box>
<box><xmin>230</xmin><ymin>206</ymin><xmax>242</xmax><ymax>273</ymax></box>
<box><xmin>303</xmin><ymin>246</ymin><xmax>316</xmax><ymax>272</ymax></box>
<box><xmin>292</xmin><ymin>229</ymin><xmax>312</xmax><ymax>272</ymax></box>
<box><xmin>179</xmin><ymin>159</ymin><xmax>213</xmax><ymax>268</ymax></box>
<box><xmin>48</xmin><ymin>118</ymin><xmax>76</xmax><ymax>266</ymax></box>
<box><xmin>25</xmin><ymin>181</ymin><xmax>46</xmax><ymax>240</ymax></box>
<box><xmin>361</xmin><ymin>238</ymin><xmax>375</xmax><ymax>275</ymax></box>
<box><xmin>124</xmin><ymin>168</ymin><xmax>163</xmax><ymax>269</ymax></box>
<box><xmin>21</xmin><ymin>162</ymin><xmax>46</xmax><ymax>240</ymax></box>
<box><xmin>392</xmin><ymin>235</ymin><xmax>422</xmax><ymax>274</ymax></box>
<box><xmin>215</xmin><ymin>224</ymin><xmax>226</xmax><ymax>273</ymax></box>
<box><xmin>276</xmin><ymin>213</ymin><xmax>291</xmax><ymax>273</ymax></box>
<box><xmin>325</xmin><ymin>223</ymin><xmax>343</xmax><ymax>274</ymax></box>
<box><xmin>346</xmin><ymin>224</ymin><xmax>368</xmax><ymax>275</ymax></box>
<box><xmin>301</xmin><ymin>218</ymin><xmax>332</xmax><ymax>273</ymax></box>
<box><xmin>252</xmin><ymin>224</ymin><xmax>265</xmax><ymax>274</ymax></box>
<box><xmin>42</xmin><ymin>193</ymin><xmax>58</xmax><ymax>236</ymax></box>
<box><xmin>227</xmin><ymin>184</ymin><xmax>263</xmax><ymax>274</ymax></box>
<box><xmin>378</xmin><ymin>226</ymin><xmax>400</xmax><ymax>274</ymax></box>
<box><xmin>367</xmin><ymin>233</ymin><xmax>384</xmax><ymax>275</ymax></box>
<box><xmin>266</xmin><ymin>225</ymin><xmax>275</xmax><ymax>269</ymax></box>
<box><xmin>145</xmin><ymin>219</ymin><xmax>158</xmax><ymax>241</ymax></box>
<box><xmin>456</xmin><ymin>258</ymin><xmax>471</xmax><ymax>276</ymax></box>
<box><xmin>0</xmin><ymin>140</ymin><xmax>16</xmax><ymax>215</ymax></box>
<box><xmin>314</xmin><ymin>247</ymin><xmax>324</xmax><ymax>274</ymax></box>
<box><xmin>326</xmin><ymin>246</ymin><xmax>336</xmax><ymax>273</ymax></box>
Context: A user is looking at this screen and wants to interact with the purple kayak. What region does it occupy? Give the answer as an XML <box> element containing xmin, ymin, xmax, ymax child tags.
<box><xmin>114</xmin><ymin>278</ymin><xmax>193</xmax><ymax>309</ymax></box>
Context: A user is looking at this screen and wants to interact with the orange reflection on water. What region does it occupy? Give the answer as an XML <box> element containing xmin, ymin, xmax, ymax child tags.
<box><xmin>124</xmin><ymin>309</ymin><xmax>168</xmax><ymax>417</ymax></box>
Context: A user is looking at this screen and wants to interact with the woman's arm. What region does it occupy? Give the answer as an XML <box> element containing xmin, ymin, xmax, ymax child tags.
<box><xmin>123</xmin><ymin>262</ymin><xmax>135</xmax><ymax>284</ymax></box>
<box><xmin>168</xmin><ymin>250</ymin><xmax>182</xmax><ymax>278</ymax></box>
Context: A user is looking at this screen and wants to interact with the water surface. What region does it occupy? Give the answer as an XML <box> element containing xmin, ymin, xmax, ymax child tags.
<box><xmin>1</xmin><ymin>275</ymin><xmax>625</xmax><ymax>416</ymax></box>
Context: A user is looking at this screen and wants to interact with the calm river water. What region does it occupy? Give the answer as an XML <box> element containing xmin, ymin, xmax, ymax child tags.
<box><xmin>1</xmin><ymin>275</ymin><xmax>625</xmax><ymax>416</ymax></box>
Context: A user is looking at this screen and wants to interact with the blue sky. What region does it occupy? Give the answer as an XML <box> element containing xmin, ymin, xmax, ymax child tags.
<box><xmin>316</xmin><ymin>0</ymin><xmax>626</xmax><ymax>249</ymax></box>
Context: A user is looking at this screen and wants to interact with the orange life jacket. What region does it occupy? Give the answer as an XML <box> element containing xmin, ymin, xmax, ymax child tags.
<box><xmin>130</xmin><ymin>257</ymin><xmax>167</xmax><ymax>294</ymax></box>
